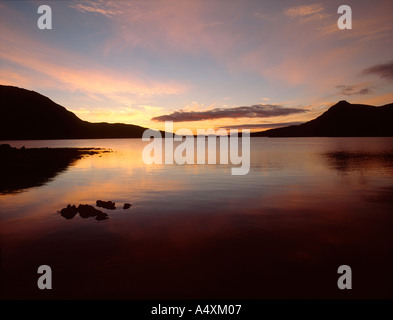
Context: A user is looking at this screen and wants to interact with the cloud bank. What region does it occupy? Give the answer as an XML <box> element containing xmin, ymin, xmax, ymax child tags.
<box><xmin>152</xmin><ymin>105</ymin><xmax>306</xmax><ymax>122</ymax></box>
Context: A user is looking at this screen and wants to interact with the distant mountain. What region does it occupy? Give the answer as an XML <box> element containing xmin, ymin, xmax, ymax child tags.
<box><xmin>2</xmin><ymin>86</ymin><xmax>392</xmax><ymax>139</ymax></box>
<box><xmin>252</xmin><ymin>100</ymin><xmax>393</xmax><ymax>137</ymax></box>
<box><xmin>0</xmin><ymin>85</ymin><xmax>152</xmax><ymax>140</ymax></box>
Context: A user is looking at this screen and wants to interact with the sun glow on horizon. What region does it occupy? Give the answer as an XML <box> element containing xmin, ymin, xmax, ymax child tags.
<box><xmin>0</xmin><ymin>0</ymin><xmax>392</xmax><ymax>132</ymax></box>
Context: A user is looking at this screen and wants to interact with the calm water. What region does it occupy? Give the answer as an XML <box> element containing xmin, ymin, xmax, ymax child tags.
<box><xmin>1</xmin><ymin>137</ymin><xmax>393</xmax><ymax>299</ymax></box>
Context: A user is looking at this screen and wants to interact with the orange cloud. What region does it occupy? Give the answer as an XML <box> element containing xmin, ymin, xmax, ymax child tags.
<box><xmin>285</xmin><ymin>4</ymin><xmax>324</xmax><ymax>18</ymax></box>
<box><xmin>70</xmin><ymin>2</ymin><xmax>123</xmax><ymax>17</ymax></box>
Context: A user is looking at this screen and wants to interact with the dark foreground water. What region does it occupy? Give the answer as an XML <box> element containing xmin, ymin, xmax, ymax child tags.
<box><xmin>1</xmin><ymin>137</ymin><xmax>392</xmax><ymax>299</ymax></box>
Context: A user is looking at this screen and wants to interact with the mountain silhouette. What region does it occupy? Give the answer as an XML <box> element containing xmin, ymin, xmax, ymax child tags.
<box><xmin>0</xmin><ymin>85</ymin><xmax>152</xmax><ymax>139</ymax></box>
<box><xmin>1</xmin><ymin>86</ymin><xmax>392</xmax><ymax>139</ymax></box>
<box><xmin>252</xmin><ymin>100</ymin><xmax>393</xmax><ymax>137</ymax></box>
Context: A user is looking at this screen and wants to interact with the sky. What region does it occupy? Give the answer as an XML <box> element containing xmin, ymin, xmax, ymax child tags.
<box><xmin>0</xmin><ymin>0</ymin><xmax>392</xmax><ymax>133</ymax></box>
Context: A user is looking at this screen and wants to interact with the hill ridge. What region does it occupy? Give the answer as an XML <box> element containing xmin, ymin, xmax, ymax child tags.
<box><xmin>0</xmin><ymin>85</ymin><xmax>150</xmax><ymax>140</ymax></box>
<box><xmin>252</xmin><ymin>100</ymin><xmax>393</xmax><ymax>137</ymax></box>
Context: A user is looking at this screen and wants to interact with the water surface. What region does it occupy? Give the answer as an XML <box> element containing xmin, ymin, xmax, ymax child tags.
<box><xmin>1</xmin><ymin>137</ymin><xmax>392</xmax><ymax>299</ymax></box>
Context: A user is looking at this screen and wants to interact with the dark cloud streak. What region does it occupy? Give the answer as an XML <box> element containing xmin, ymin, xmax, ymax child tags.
<box><xmin>152</xmin><ymin>104</ymin><xmax>306</xmax><ymax>122</ymax></box>
<box><xmin>336</xmin><ymin>85</ymin><xmax>374</xmax><ymax>96</ymax></box>
<box><xmin>218</xmin><ymin>122</ymin><xmax>304</xmax><ymax>130</ymax></box>
<box><xmin>362</xmin><ymin>60</ymin><xmax>393</xmax><ymax>81</ymax></box>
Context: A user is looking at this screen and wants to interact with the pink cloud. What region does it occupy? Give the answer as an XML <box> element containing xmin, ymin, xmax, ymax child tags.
<box><xmin>0</xmin><ymin>25</ymin><xmax>187</xmax><ymax>100</ymax></box>
<box><xmin>82</xmin><ymin>1</ymin><xmax>243</xmax><ymax>59</ymax></box>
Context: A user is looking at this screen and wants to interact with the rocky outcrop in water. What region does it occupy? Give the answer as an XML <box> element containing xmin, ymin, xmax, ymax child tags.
<box><xmin>59</xmin><ymin>200</ymin><xmax>132</xmax><ymax>221</ymax></box>
<box><xmin>96</xmin><ymin>200</ymin><xmax>116</xmax><ymax>210</ymax></box>
<box><xmin>59</xmin><ymin>204</ymin><xmax>108</xmax><ymax>221</ymax></box>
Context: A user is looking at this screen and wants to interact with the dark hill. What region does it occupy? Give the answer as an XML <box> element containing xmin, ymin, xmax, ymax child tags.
<box><xmin>252</xmin><ymin>100</ymin><xmax>393</xmax><ymax>137</ymax></box>
<box><xmin>0</xmin><ymin>85</ymin><xmax>151</xmax><ymax>140</ymax></box>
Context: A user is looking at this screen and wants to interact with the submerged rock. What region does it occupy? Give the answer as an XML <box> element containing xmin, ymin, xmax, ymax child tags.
<box><xmin>96</xmin><ymin>200</ymin><xmax>116</xmax><ymax>210</ymax></box>
<box><xmin>95</xmin><ymin>211</ymin><xmax>109</xmax><ymax>221</ymax></box>
<box><xmin>123</xmin><ymin>203</ymin><xmax>132</xmax><ymax>209</ymax></box>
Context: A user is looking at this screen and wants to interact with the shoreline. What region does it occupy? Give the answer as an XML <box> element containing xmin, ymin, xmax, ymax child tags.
<box><xmin>0</xmin><ymin>144</ymin><xmax>111</xmax><ymax>194</ymax></box>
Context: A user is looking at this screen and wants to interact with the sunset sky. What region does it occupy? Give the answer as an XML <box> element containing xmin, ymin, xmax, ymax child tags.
<box><xmin>1</xmin><ymin>0</ymin><xmax>392</xmax><ymax>133</ymax></box>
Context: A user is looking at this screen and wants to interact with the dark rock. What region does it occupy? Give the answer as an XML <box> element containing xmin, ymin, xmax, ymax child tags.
<box><xmin>59</xmin><ymin>203</ymin><xmax>109</xmax><ymax>221</ymax></box>
<box><xmin>123</xmin><ymin>203</ymin><xmax>132</xmax><ymax>209</ymax></box>
<box><xmin>59</xmin><ymin>204</ymin><xmax>78</xmax><ymax>220</ymax></box>
<box><xmin>96</xmin><ymin>200</ymin><xmax>116</xmax><ymax>210</ymax></box>
<box><xmin>77</xmin><ymin>204</ymin><xmax>107</xmax><ymax>219</ymax></box>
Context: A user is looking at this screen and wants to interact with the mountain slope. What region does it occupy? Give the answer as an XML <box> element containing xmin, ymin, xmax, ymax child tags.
<box><xmin>252</xmin><ymin>100</ymin><xmax>393</xmax><ymax>137</ymax></box>
<box><xmin>0</xmin><ymin>85</ymin><xmax>150</xmax><ymax>139</ymax></box>
<box><xmin>2</xmin><ymin>86</ymin><xmax>392</xmax><ymax>139</ymax></box>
